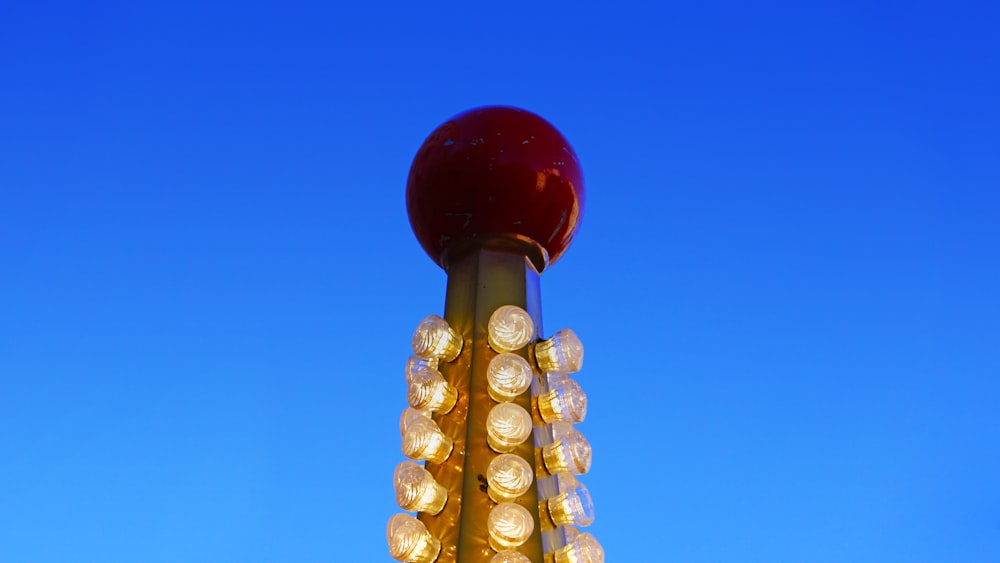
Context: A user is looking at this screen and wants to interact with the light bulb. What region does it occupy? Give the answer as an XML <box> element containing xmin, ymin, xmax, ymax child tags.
<box><xmin>394</xmin><ymin>461</ymin><xmax>448</xmax><ymax>515</ymax></box>
<box><xmin>412</xmin><ymin>315</ymin><xmax>462</xmax><ymax>361</ymax></box>
<box><xmin>486</xmin><ymin>403</ymin><xmax>533</xmax><ymax>453</ymax></box>
<box><xmin>407</xmin><ymin>367</ymin><xmax>458</xmax><ymax>414</ymax></box>
<box><xmin>491</xmin><ymin>550</ymin><xmax>532</xmax><ymax>563</ymax></box>
<box><xmin>486</xmin><ymin>453</ymin><xmax>534</xmax><ymax>502</ymax></box>
<box><xmin>541</xmin><ymin>429</ymin><xmax>592</xmax><ymax>474</ymax></box>
<box><xmin>546</xmin><ymin>476</ymin><xmax>594</xmax><ymax>527</ymax></box>
<box><xmin>487</xmin><ymin>353</ymin><xmax>533</xmax><ymax>402</ymax></box>
<box><xmin>406</xmin><ymin>355</ymin><xmax>439</xmax><ymax>384</ymax></box>
<box><xmin>534</xmin><ymin>329</ymin><xmax>583</xmax><ymax>373</ymax></box>
<box><xmin>402</xmin><ymin>415</ymin><xmax>453</xmax><ymax>464</ymax></box>
<box><xmin>387</xmin><ymin>513</ymin><xmax>441</xmax><ymax>563</ymax></box>
<box><xmin>399</xmin><ymin>407</ymin><xmax>431</xmax><ymax>438</ymax></box>
<box><xmin>537</xmin><ymin>378</ymin><xmax>587</xmax><ymax>423</ymax></box>
<box><xmin>552</xmin><ymin>532</ymin><xmax>604</xmax><ymax>563</ymax></box>
<box><xmin>488</xmin><ymin>305</ymin><xmax>535</xmax><ymax>352</ymax></box>
<box><xmin>488</xmin><ymin>502</ymin><xmax>535</xmax><ymax>551</ymax></box>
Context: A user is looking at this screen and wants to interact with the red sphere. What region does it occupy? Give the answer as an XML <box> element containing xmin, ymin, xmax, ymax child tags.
<box><xmin>407</xmin><ymin>106</ymin><xmax>584</xmax><ymax>271</ymax></box>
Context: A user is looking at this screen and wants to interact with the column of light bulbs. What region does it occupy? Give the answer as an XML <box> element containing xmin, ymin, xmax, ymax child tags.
<box><xmin>387</xmin><ymin>306</ymin><xmax>604</xmax><ymax>563</ymax></box>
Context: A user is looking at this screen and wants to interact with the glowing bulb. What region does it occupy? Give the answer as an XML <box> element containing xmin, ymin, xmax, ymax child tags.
<box><xmin>491</xmin><ymin>550</ymin><xmax>532</xmax><ymax>563</ymax></box>
<box><xmin>407</xmin><ymin>367</ymin><xmax>458</xmax><ymax>414</ymax></box>
<box><xmin>486</xmin><ymin>403</ymin><xmax>533</xmax><ymax>453</ymax></box>
<box><xmin>534</xmin><ymin>329</ymin><xmax>583</xmax><ymax>373</ymax></box>
<box><xmin>487</xmin><ymin>353</ymin><xmax>533</xmax><ymax>402</ymax></box>
<box><xmin>406</xmin><ymin>355</ymin><xmax>439</xmax><ymax>384</ymax></box>
<box><xmin>400</xmin><ymin>407</ymin><xmax>431</xmax><ymax>438</ymax></box>
<box><xmin>387</xmin><ymin>513</ymin><xmax>441</xmax><ymax>563</ymax></box>
<box><xmin>552</xmin><ymin>532</ymin><xmax>604</xmax><ymax>563</ymax></box>
<box><xmin>394</xmin><ymin>461</ymin><xmax>448</xmax><ymax>515</ymax></box>
<box><xmin>541</xmin><ymin>429</ymin><xmax>592</xmax><ymax>474</ymax></box>
<box><xmin>537</xmin><ymin>377</ymin><xmax>587</xmax><ymax>423</ymax></box>
<box><xmin>402</xmin><ymin>415</ymin><xmax>453</xmax><ymax>464</ymax></box>
<box><xmin>488</xmin><ymin>502</ymin><xmax>535</xmax><ymax>551</ymax></box>
<box><xmin>486</xmin><ymin>453</ymin><xmax>534</xmax><ymax>502</ymax></box>
<box><xmin>412</xmin><ymin>315</ymin><xmax>462</xmax><ymax>361</ymax></box>
<box><xmin>488</xmin><ymin>305</ymin><xmax>535</xmax><ymax>352</ymax></box>
<box><xmin>546</xmin><ymin>476</ymin><xmax>594</xmax><ymax>527</ymax></box>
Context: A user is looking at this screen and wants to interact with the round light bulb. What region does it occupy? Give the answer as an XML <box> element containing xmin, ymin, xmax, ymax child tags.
<box><xmin>546</xmin><ymin>478</ymin><xmax>594</xmax><ymax>527</ymax></box>
<box><xmin>487</xmin><ymin>353</ymin><xmax>533</xmax><ymax>402</ymax></box>
<box><xmin>399</xmin><ymin>407</ymin><xmax>431</xmax><ymax>438</ymax></box>
<box><xmin>412</xmin><ymin>315</ymin><xmax>463</xmax><ymax>361</ymax></box>
<box><xmin>402</xmin><ymin>415</ymin><xmax>453</xmax><ymax>464</ymax></box>
<box><xmin>486</xmin><ymin>403</ymin><xmax>533</xmax><ymax>453</ymax></box>
<box><xmin>534</xmin><ymin>329</ymin><xmax>583</xmax><ymax>373</ymax></box>
<box><xmin>406</xmin><ymin>355</ymin><xmax>439</xmax><ymax>384</ymax></box>
<box><xmin>491</xmin><ymin>550</ymin><xmax>532</xmax><ymax>563</ymax></box>
<box><xmin>399</xmin><ymin>407</ymin><xmax>431</xmax><ymax>439</ymax></box>
<box><xmin>553</xmin><ymin>532</ymin><xmax>604</xmax><ymax>563</ymax></box>
<box><xmin>387</xmin><ymin>513</ymin><xmax>441</xmax><ymax>563</ymax></box>
<box><xmin>537</xmin><ymin>378</ymin><xmax>587</xmax><ymax>423</ymax></box>
<box><xmin>394</xmin><ymin>461</ymin><xmax>448</xmax><ymax>515</ymax></box>
<box><xmin>488</xmin><ymin>305</ymin><xmax>535</xmax><ymax>352</ymax></box>
<box><xmin>486</xmin><ymin>453</ymin><xmax>534</xmax><ymax>502</ymax></box>
<box><xmin>407</xmin><ymin>367</ymin><xmax>458</xmax><ymax>414</ymax></box>
<box><xmin>541</xmin><ymin>429</ymin><xmax>592</xmax><ymax>474</ymax></box>
<box><xmin>488</xmin><ymin>502</ymin><xmax>535</xmax><ymax>551</ymax></box>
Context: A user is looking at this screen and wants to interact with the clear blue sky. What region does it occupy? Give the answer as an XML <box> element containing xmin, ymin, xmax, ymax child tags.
<box><xmin>2</xmin><ymin>1</ymin><xmax>998</xmax><ymax>561</ymax></box>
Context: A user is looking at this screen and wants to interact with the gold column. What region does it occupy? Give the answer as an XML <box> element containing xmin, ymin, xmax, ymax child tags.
<box><xmin>420</xmin><ymin>246</ymin><xmax>552</xmax><ymax>562</ymax></box>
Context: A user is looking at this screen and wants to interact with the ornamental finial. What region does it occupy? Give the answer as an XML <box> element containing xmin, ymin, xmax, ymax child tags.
<box><xmin>407</xmin><ymin>106</ymin><xmax>584</xmax><ymax>271</ymax></box>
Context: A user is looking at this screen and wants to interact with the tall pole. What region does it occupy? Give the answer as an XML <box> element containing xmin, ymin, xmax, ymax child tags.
<box><xmin>388</xmin><ymin>107</ymin><xmax>603</xmax><ymax>563</ymax></box>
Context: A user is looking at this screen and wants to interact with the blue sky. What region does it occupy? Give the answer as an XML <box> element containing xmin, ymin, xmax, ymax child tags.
<box><xmin>1</xmin><ymin>1</ymin><xmax>998</xmax><ymax>561</ymax></box>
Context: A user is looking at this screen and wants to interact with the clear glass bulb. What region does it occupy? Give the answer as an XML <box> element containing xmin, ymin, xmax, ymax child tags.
<box><xmin>534</xmin><ymin>329</ymin><xmax>583</xmax><ymax>373</ymax></box>
<box><xmin>486</xmin><ymin>403</ymin><xmax>533</xmax><ymax>453</ymax></box>
<box><xmin>541</xmin><ymin>429</ymin><xmax>592</xmax><ymax>474</ymax></box>
<box><xmin>407</xmin><ymin>367</ymin><xmax>458</xmax><ymax>414</ymax></box>
<box><xmin>387</xmin><ymin>513</ymin><xmax>441</xmax><ymax>563</ymax></box>
<box><xmin>486</xmin><ymin>453</ymin><xmax>534</xmax><ymax>502</ymax></box>
<box><xmin>399</xmin><ymin>407</ymin><xmax>431</xmax><ymax>438</ymax></box>
<box><xmin>491</xmin><ymin>550</ymin><xmax>532</xmax><ymax>563</ymax></box>
<box><xmin>487</xmin><ymin>353</ymin><xmax>533</xmax><ymax>402</ymax></box>
<box><xmin>488</xmin><ymin>502</ymin><xmax>535</xmax><ymax>551</ymax></box>
<box><xmin>552</xmin><ymin>532</ymin><xmax>604</xmax><ymax>563</ymax></box>
<box><xmin>394</xmin><ymin>461</ymin><xmax>448</xmax><ymax>515</ymax></box>
<box><xmin>537</xmin><ymin>377</ymin><xmax>587</xmax><ymax>423</ymax></box>
<box><xmin>546</xmin><ymin>476</ymin><xmax>594</xmax><ymax>527</ymax></box>
<box><xmin>402</xmin><ymin>415</ymin><xmax>453</xmax><ymax>464</ymax></box>
<box><xmin>488</xmin><ymin>305</ymin><xmax>535</xmax><ymax>352</ymax></box>
<box><xmin>412</xmin><ymin>315</ymin><xmax>463</xmax><ymax>361</ymax></box>
<box><xmin>406</xmin><ymin>355</ymin><xmax>439</xmax><ymax>385</ymax></box>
